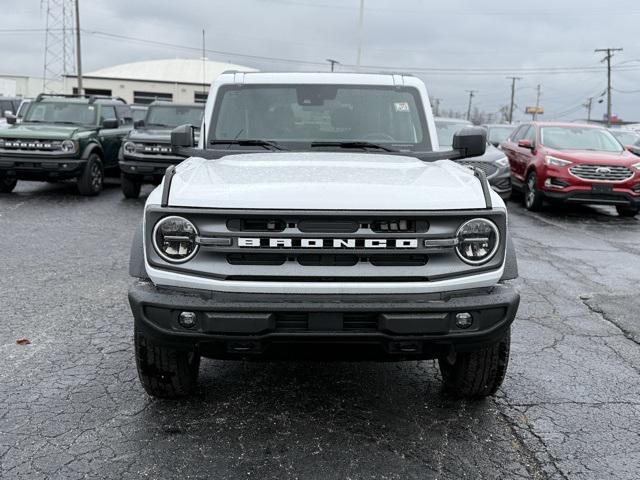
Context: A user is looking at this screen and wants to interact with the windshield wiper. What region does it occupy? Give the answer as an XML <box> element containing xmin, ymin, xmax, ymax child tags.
<box><xmin>210</xmin><ymin>139</ymin><xmax>287</xmax><ymax>151</ymax></box>
<box><xmin>310</xmin><ymin>141</ymin><xmax>396</xmax><ymax>152</ymax></box>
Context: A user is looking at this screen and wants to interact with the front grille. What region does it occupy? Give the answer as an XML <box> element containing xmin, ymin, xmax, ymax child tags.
<box><xmin>146</xmin><ymin>209</ymin><xmax>507</xmax><ymax>283</ymax></box>
<box><xmin>134</xmin><ymin>142</ymin><xmax>175</xmax><ymax>156</ymax></box>
<box><xmin>0</xmin><ymin>139</ymin><xmax>63</xmax><ymax>152</ymax></box>
<box><xmin>457</xmin><ymin>161</ymin><xmax>499</xmax><ymax>178</ymax></box>
<box><xmin>569</xmin><ymin>164</ymin><xmax>633</xmax><ymax>182</ymax></box>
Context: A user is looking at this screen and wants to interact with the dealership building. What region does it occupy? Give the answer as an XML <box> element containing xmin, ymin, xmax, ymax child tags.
<box><xmin>65</xmin><ymin>58</ymin><xmax>256</xmax><ymax>104</ymax></box>
<box><xmin>0</xmin><ymin>58</ymin><xmax>256</xmax><ymax>104</ymax></box>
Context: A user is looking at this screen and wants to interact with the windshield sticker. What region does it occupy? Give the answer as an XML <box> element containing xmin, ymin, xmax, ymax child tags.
<box><xmin>394</xmin><ymin>102</ymin><xmax>410</xmax><ymax>112</ymax></box>
<box><xmin>88</xmin><ymin>106</ymin><xmax>95</xmax><ymax>111</ymax></box>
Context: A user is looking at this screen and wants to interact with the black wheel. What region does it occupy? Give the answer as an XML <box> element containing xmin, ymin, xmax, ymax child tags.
<box><xmin>77</xmin><ymin>154</ymin><xmax>104</xmax><ymax>196</ymax></box>
<box><xmin>439</xmin><ymin>329</ymin><xmax>511</xmax><ymax>398</ymax></box>
<box><xmin>134</xmin><ymin>328</ymin><xmax>200</xmax><ymax>398</ymax></box>
<box><xmin>0</xmin><ymin>176</ymin><xmax>17</xmax><ymax>193</ymax></box>
<box><xmin>524</xmin><ymin>171</ymin><xmax>544</xmax><ymax>211</ymax></box>
<box><xmin>121</xmin><ymin>173</ymin><xmax>142</xmax><ymax>199</ymax></box>
<box><xmin>616</xmin><ymin>205</ymin><xmax>639</xmax><ymax>217</ymax></box>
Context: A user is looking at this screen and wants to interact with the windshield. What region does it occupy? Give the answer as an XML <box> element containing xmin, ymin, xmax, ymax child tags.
<box><xmin>24</xmin><ymin>102</ymin><xmax>97</xmax><ymax>125</ymax></box>
<box><xmin>435</xmin><ymin>120</ymin><xmax>472</xmax><ymax>148</ymax></box>
<box><xmin>17</xmin><ymin>101</ymin><xmax>31</xmax><ymax>118</ymax></box>
<box><xmin>540</xmin><ymin>126</ymin><xmax>624</xmax><ymax>152</ymax></box>
<box><xmin>131</xmin><ymin>108</ymin><xmax>147</xmax><ymax>123</ymax></box>
<box><xmin>611</xmin><ymin>130</ymin><xmax>640</xmax><ymax>146</ymax></box>
<box><xmin>487</xmin><ymin>126</ymin><xmax>515</xmax><ymax>144</ymax></box>
<box><xmin>211</xmin><ymin>84</ymin><xmax>429</xmax><ymax>150</ymax></box>
<box><xmin>146</xmin><ymin>105</ymin><xmax>204</xmax><ymax>128</ymax></box>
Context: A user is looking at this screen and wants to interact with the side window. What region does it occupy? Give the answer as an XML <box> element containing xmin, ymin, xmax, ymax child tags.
<box><xmin>512</xmin><ymin>125</ymin><xmax>529</xmax><ymax>142</ymax></box>
<box><xmin>100</xmin><ymin>106</ymin><xmax>116</xmax><ymax>123</ymax></box>
<box><xmin>524</xmin><ymin>126</ymin><xmax>537</xmax><ymax>144</ymax></box>
<box><xmin>116</xmin><ymin>105</ymin><xmax>133</xmax><ymax>125</ymax></box>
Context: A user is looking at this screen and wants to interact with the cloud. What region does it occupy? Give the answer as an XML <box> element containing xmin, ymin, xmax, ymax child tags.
<box><xmin>2</xmin><ymin>0</ymin><xmax>639</xmax><ymax>121</ymax></box>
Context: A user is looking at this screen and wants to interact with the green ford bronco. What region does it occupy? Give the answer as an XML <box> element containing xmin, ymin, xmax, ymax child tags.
<box><xmin>0</xmin><ymin>94</ymin><xmax>133</xmax><ymax>196</ymax></box>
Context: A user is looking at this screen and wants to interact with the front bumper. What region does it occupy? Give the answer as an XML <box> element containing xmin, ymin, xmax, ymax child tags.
<box><xmin>541</xmin><ymin>187</ymin><xmax>640</xmax><ymax>207</ymax></box>
<box><xmin>119</xmin><ymin>155</ymin><xmax>182</xmax><ymax>180</ymax></box>
<box><xmin>0</xmin><ymin>155</ymin><xmax>85</xmax><ymax>180</ymax></box>
<box><xmin>488</xmin><ymin>168</ymin><xmax>512</xmax><ymax>199</ymax></box>
<box><xmin>129</xmin><ymin>280</ymin><xmax>519</xmax><ymax>360</ymax></box>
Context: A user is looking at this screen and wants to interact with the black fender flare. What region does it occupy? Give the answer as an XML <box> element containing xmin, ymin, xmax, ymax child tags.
<box><xmin>81</xmin><ymin>142</ymin><xmax>103</xmax><ymax>160</ymax></box>
<box><xmin>501</xmin><ymin>233</ymin><xmax>518</xmax><ymax>281</ymax></box>
<box><xmin>129</xmin><ymin>221</ymin><xmax>148</xmax><ymax>279</ymax></box>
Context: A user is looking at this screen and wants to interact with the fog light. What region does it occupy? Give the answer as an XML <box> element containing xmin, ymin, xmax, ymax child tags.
<box><xmin>455</xmin><ymin>312</ymin><xmax>473</xmax><ymax>329</ymax></box>
<box><xmin>178</xmin><ymin>311</ymin><xmax>197</xmax><ymax>328</ymax></box>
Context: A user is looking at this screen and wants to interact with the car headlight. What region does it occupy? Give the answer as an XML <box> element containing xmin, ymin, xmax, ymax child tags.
<box><xmin>455</xmin><ymin>218</ymin><xmax>500</xmax><ymax>265</ymax></box>
<box><xmin>61</xmin><ymin>140</ymin><xmax>76</xmax><ymax>153</ymax></box>
<box><xmin>123</xmin><ymin>141</ymin><xmax>136</xmax><ymax>154</ymax></box>
<box><xmin>152</xmin><ymin>216</ymin><xmax>199</xmax><ymax>263</ymax></box>
<box><xmin>632</xmin><ymin>162</ymin><xmax>640</xmax><ymax>170</ymax></box>
<box><xmin>545</xmin><ymin>155</ymin><xmax>571</xmax><ymax>167</ymax></box>
<box><xmin>495</xmin><ymin>156</ymin><xmax>508</xmax><ymax>168</ymax></box>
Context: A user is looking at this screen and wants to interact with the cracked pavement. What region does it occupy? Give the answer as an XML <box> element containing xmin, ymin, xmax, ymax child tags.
<box><xmin>1</xmin><ymin>181</ymin><xmax>639</xmax><ymax>479</ymax></box>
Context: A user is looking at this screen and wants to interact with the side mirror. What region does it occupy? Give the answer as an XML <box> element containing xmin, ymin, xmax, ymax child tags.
<box><xmin>452</xmin><ymin>127</ymin><xmax>487</xmax><ymax>158</ymax></box>
<box><xmin>518</xmin><ymin>139</ymin><xmax>534</xmax><ymax>150</ymax></box>
<box><xmin>627</xmin><ymin>145</ymin><xmax>640</xmax><ymax>156</ymax></box>
<box><xmin>133</xmin><ymin>119</ymin><xmax>145</xmax><ymax>128</ymax></box>
<box><xmin>3</xmin><ymin>110</ymin><xmax>12</xmax><ymax>118</ymax></box>
<box><xmin>171</xmin><ymin>124</ymin><xmax>196</xmax><ymax>148</ymax></box>
<box><xmin>5</xmin><ymin>114</ymin><xmax>16</xmax><ymax>125</ymax></box>
<box><xmin>101</xmin><ymin>118</ymin><xmax>119</xmax><ymax>129</ymax></box>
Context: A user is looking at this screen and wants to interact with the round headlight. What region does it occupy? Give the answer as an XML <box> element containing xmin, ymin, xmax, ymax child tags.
<box><xmin>61</xmin><ymin>140</ymin><xmax>76</xmax><ymax>153</ymax></box>
<box><xmin>152</xmin><ymin>216</ymin><xmax>199</xmax><ymax>263</ymax></box>
<box><xmin>123</xmin><ymin>141</ymin><xmax>136</xmax><ymax>154</ymax></box>
<box><xmin>455</xmin><ymin>218</ymin><xmax>500</xmax><ymax>265</ymax></box>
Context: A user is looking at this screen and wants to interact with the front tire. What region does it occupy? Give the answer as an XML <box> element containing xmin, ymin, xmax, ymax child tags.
<box><xmin>134</xmin><ymin>329</ymin><xmax>200</xmax><ymax>398</ymax></box>
<box><xmin>121</xmin><ymin>173</ymin><xmax>142</xmax><ymax>199</ymax></box>
<box><xmin>77</xmin><ymin>154</ymin><xmax>104</xmax><ymax>196</ymax></box>
<box><xmin>524</xmin><ymin>172</ymin><xmax>544</xmax><ymax>211</ymax></box>
<box><xmin>616</xmin><ymin>205</ymin><xmax>639</xmax><ymax>217</ymax></box>
<box><xmin>0</xmin><ymin>176</ymin><xmax>17</xmax><ymax>193</ymax></box>
<box><xmin>439</xmin><ymin>329</ymin><xmax>511</xmax><ymax>398</ymax></box>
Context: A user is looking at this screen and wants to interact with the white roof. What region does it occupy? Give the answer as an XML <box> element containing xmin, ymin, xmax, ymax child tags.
<box><xmin>83</xmin><ymin>58</ymin><xmax>257</xmax><ymax>85</ymax></box>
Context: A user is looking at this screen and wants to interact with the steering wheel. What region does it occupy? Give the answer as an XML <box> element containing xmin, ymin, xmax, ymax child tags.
<box><xmin>362</xmin><ymin>132</ymin><xmax>396</xmax><ymax>142</ymax></box>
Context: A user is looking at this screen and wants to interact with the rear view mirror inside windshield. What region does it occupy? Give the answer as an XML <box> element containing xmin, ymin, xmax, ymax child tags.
<box><xmin>296</xmin><ymin>85</ymin><xmax>338</xmax><ymax>106</ymax></box>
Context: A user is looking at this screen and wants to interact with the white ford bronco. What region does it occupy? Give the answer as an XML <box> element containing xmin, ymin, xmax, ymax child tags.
<box><xmin>128</xmin><ymin>72</ymin><xmax>519</xmax><ymax>399</ymax></box>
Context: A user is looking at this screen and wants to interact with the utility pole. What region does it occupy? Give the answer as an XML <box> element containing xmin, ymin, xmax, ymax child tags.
<box><xmin>532</xmin><ymin>84</ymin><xmax>541</xmax><ymax>121</ymax></box>
<box><xmin>74</xmin><ymin>0</ymin><xmax>83</xmax><ymax>94</ymax></box>
<box><xmin>326</xmin><ymin>59</ymin><xmax>340</xmax><ymax>72</ymax></box>
<box><xmin>431</xmin><ymin>97</ymin><xmax>441</xmax><ymax>117</ymax></box>
<box><xmin>595</xmin><ymin>47</ymin><xmax>623</xmax><ymax>127</ymax></box>
<box><xmin>584</xmin><ymin>96</ymin><xmax>594</xmax><ymax>122</ymax></box>
<box><xmin>356</xmin><ymin>0</ymin><xmax>364</xmax><ymax>70</ymax></box>
<box><xmin>506</xmin><ymin>76</ymin><xmax>521</xmax><ymax>124</ymax></box>
<box><xmin>465</xmin><ymin>90</ymin><xmax>477</xmax><ymax>121</ymax></box>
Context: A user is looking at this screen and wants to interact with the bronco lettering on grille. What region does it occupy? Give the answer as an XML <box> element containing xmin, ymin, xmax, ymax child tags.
<box><xmin>238</xmin><ymin>238</ymin><xmax>419</xmax><ymax>249</ymax></box>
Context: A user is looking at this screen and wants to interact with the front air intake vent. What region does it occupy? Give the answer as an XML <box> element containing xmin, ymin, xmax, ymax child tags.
<box><xmin>227</xmin><ymin>218</ymin><xmax>286</xmax><ymax>232</ymax></box>
<box><xmin>370</xmin><ymin>219</ymin><xmax>428</xmax><ymax>233</ymax></box>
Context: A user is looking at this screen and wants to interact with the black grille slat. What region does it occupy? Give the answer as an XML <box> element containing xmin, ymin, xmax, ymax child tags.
<box><xmin>457</xmin><ymin>161</ymin><xmax>499</xmax><ymax>177</ymax></box>
<box><xmin>569</xmin><ymin>164</ymin><xmax>633</xmax><ymax>182</ymax></box>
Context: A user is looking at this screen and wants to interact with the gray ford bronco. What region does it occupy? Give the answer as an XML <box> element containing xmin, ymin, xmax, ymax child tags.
<box><xmin>128</xmin><ymin>72</ymin><xmax>519</xmax><ymax>399</ymax></box>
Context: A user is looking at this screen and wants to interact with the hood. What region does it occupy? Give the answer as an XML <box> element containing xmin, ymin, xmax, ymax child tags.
<box><xmin>0</xmin><ymin>123</ymin><xmax>87</xmax><ymax>140</ymax></box>
<box><xmin>165</xmin><ymin>152</ymin><xmax>495</xmax><ymax>210</ymax></box>
<box><xmin>546</xmin><ymin>148</ymin><xmax>638</xmax><ymax>166</ymax></box>
<box><xmin>128</xmin><ymin>128</ymin><xmax>171</xmax><ymax>143</ymax></box>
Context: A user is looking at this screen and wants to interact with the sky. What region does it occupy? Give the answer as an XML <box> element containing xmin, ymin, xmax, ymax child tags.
<box><xmin>3</xmin><ymin>0</ymin><xmax>640</xmax><ymax>122</ymax></box>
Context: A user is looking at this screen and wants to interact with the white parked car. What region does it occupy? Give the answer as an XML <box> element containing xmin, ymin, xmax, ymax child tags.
<box><xmin>128</xmin><ymin>72</ymin><xmax>520</xmax><ymax>399</ymax></box>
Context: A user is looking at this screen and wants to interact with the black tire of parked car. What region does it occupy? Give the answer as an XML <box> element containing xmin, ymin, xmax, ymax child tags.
<box><xmin>121</xmin><ymin>173</ymin><xmax>142</xmax><ymax>199</ymax></box>
<box><xmin>616</xmin><ymin>205</ymin><xmax>639</xmax><ymax>217</ymax></box>
<box><xmin>77</xmin><ymin>153</ymin><xmax>104</xmax><ymax>196</ymax></box>
<box><xmin>0</xmin><ymin>176</ymin><xmax>17</xmax><ymax>193</ymax></box>
<box><xmin>438</xmin><ymin>328</ymin><xmax>511</xmax><ymax>398</ymax></box>
<box><xmin>524</xmin><ymin>171</ymin><xmax>544</xmax><ymax>211</ymax></box>
<box><xmin>134</xmin><ymin>328</ymin><xmax>201</xmax><ymax>398</ymax></box>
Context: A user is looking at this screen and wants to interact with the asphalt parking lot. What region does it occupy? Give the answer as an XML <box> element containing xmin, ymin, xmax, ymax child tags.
<box><xmin>1</xmin><ymin>180</ymin><xmax>639</xmax><ymax>480</ymax></box>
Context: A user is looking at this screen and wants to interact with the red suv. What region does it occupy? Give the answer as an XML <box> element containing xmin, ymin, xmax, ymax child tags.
<box><xmin>501</xmin><ymin>122</ymin><xmax>640</xmax><ymax>216</ymax></box>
